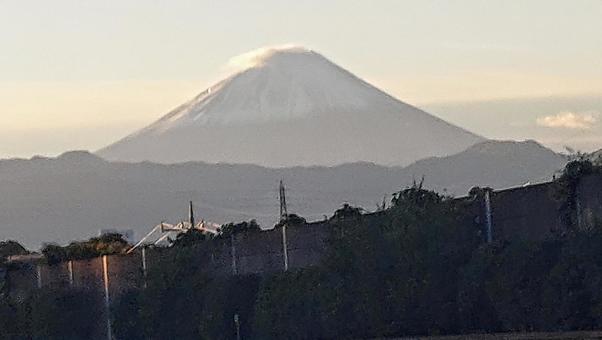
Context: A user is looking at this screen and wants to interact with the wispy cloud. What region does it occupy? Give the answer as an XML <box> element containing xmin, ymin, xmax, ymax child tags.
<box><xmin>536</xmin><ymin>111</ymin><xmax>599</xmax><ymax>129</ymax></box>
<box><xmin>226</xmin><ymin>44</ymin><xmax>307</xmax><ymax>72</ymax></box>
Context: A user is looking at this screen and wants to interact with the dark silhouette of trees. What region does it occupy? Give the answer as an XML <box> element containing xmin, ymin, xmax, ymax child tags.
<box><xmin>41</xmin><ymin>233</ymin><xmax>130</xmax><ymax>264</ymax></box>
<box><xmin>0</xmin><ymin>240</ymin><xmax>29</xmax><ymax>264</ymax></box>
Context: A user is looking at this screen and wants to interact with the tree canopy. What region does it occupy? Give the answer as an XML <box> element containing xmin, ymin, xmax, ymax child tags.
<box><xmin>41</xmin><ymin>233</ymin><xmax>130</xmax><ymax>265</ymax></box>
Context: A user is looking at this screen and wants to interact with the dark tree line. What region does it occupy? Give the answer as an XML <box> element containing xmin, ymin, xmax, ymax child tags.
<box><xmin>0</xmin><ymin>287</ymin><xmax>101</xmax><ymax>340</ymax></box>
<box><xmin>41</xmin><ymin>233</ymin><xmax>131</xmax><ymax>265</ymax></box>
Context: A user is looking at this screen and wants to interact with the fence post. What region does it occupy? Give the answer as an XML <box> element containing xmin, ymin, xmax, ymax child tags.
<box><xmin>68</xmin><ymin>260</ymin><xmax>74</xmax><ymax>287</ymax></box>
<box><xmin>282</xmin><ymin>225</ymin><xmax>289</xmax><ymax>271</ymax></box>
<box><xmin>102</xmin><ymin>256</ymin><xmax>113</xmax><ymax>340</ymax></box>
<box><xmin>141</xmin><ymin>247</ymin><xmax>148</xmax><ymax>288</ymax></box>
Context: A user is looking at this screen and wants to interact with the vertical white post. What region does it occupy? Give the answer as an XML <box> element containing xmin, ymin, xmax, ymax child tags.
<box><xmin>141</xmin><ymin>247</ymin><xmax>147</xmax><ymax>288</ymax></box>
<box><xmin>102</xmin><ymin>256</ymin><xmax>113</xmax><ymax>340</ymax></box>
<box><xmin>231</xmin><ymin>234</ymin><xmax>238</xmax><ymax>275</ymax></box>
<box><xmin>282</xmin><ymin>225</ymin><xmax>289</xmax><ymax>271</ymax></box>
<box><xmin>68</xmin><ymin>260</ymin><xmax>74</xmax><ymax>287</ymax></box>
<box><xmin>36</xmin><ymin>264</ymin><xmax>43</xmax><ymax>289</ymax></box>
<box><xmin>484</xmin><ymin>190</ymin><xmax>493</xmax><ymax>243</ymax></box>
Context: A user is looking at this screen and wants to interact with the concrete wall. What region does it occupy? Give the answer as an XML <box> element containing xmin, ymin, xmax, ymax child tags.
<box><xmin>287</xmin><ymin>222</ymin><xmax>330</xmax><ymax>269</ymax></box>
<box><xmin>479</xmin><ymin>173</ymin><xmax>602</xmax><ymax>242</ymax></box>
<box><xmin>235</xmin><ymin>228</ymin><xmax>284</xmax><ymax>274</ymax></box>
<box><xmin>488</xmin><ymin>183</ymin><xmax>564</xmax><ymax>241</ymax></box>
<box><xmin>5</xmin><ymin>263</ymin><xmax>37</xmax><ymax>300</ymax></box>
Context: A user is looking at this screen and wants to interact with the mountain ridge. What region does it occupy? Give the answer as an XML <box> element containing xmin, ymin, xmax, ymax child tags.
<box><xmin>1</xmin><ymin>140</ymin><xmax>566</xmax><ymax>248</ymax></box>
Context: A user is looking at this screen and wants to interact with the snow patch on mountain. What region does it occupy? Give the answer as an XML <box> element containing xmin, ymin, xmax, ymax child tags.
<box><xmin>148</xmin><ymin>46</ymin><xmax>391</xmax><ymax>130</ymax></box>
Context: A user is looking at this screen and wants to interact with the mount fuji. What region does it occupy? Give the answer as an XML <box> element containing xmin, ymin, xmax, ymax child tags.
<box><xmin>98</xmin><ymin>46</ymin><xmax>484</xmax><ymax>166</ymax></box>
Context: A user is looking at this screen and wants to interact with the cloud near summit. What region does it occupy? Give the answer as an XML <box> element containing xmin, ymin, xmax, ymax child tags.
<box><xmin>536</xmin><ymin>111</ymin><xmax>599</xmax><ymax>129</ymax></box>
<box><xmin>226</xmin><ymin>44</ymin><xmax>309</xmax><ymax>72</ymax></box>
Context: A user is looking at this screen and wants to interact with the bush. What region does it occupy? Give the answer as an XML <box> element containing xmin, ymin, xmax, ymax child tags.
<box><xmin>0</xmin><ymin>241</ymin><xmax>29</xmax><ymax>261</ymax></box>
<box><xmin>42</xmin><ymin>233</ymin><xmax>130</xmax><ymax>265</ymax></box>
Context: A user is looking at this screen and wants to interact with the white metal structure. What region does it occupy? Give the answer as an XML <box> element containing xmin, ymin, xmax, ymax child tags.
<box><xmin>126</xmin><ymin>202</ymin><xmax>221</xmax><ymax>254</ymax></box>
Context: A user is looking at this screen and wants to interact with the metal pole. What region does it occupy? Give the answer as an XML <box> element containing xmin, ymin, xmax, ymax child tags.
<box><xmin>141</xmin><ymin>247</ymin><xmax>148</xmax><ymax>288</ymax></box>
<box><xmin>36</xmin><ymin>264</ymin><xmax>42</xmax><ymax>289</ymax></box>
<box><xmin>189</xmin><ymin>201</ymin><xmax>195</xmax><ymax>228</ymax></box>
<box><xmin>102</xmin><ymin>256</ymin><xmax>113</xmax><ymax>340</ymax></box>
<box><xmin>282</xmin><ymin>224</ymin><xmax>289</xmax><ymax>271</ymax></box>
<box><xmin>279</xmin><ymin>180</ymin><xmax>289</xmax><ymax>271</ymax></box>
<box><xmin>68</xmin><ymin>260</ymin><xmax>74</xmax><ymax>287</ymax></box>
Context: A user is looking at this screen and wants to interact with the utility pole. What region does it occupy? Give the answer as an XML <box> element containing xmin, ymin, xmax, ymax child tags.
<box><xmin>141</xmin><ymin>247</ymin><xmax>148</xmax><ymax>288</ymax></box>
<box><xmin>68</xmin><ymin>260</ymin><xmax>74</xmax><ymax>287</ymax></box>
<box><xmin>102</xmin><ymin>256</ymin><xmax>113</xmax><ymax>340</ymax></box>
<box><xmin>279</xmin><ymin>180</ymin><xmax>289</xmax><ymax>271</ymax></box>
<box><xmin>189</xmin><ymin>201</ymin><xmax>195</xmax><ymax>228</ymax></box>
<box><xmin>279</xmin><ymin>180</ymin><xmax>288</xmax><ymax>221</ymax></box>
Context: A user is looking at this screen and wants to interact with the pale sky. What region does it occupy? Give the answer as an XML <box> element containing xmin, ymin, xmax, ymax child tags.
<box><xmin>1</xmin><ymin>0</ymin><xmax>602</xmax><ymax>158</ymax></box>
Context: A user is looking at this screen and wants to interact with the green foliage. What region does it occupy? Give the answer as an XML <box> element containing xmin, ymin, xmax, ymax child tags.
<box><xmin>0</xmin><ymin>297</ymin><xmax>22</xmax><ymax>340</ymax></box>
<box><xmin>274</xmin><ymin>214</ymin><xmax>307</xmax><ymax>228</ymax></box>
<box><xmin>540</xmin><ymin>225</ymin><xmax>602</xmax><ymax>330</ymax></box>
<box><xmin>458</xmin><ymin>240</ymin><xmax>562</xmax><ymax>333</ymax></box>
<box><xmin>329</xmin><ymin>203</ymin><xmax>363</xmax><ymax>224</ymax></box>
<box><xmin>457</xmin><ymin>222</ymin><xmax>602</xmax><ymax>334</ymax></box>
<box><xmin>553</xmin><ymin>159</ymin><xmax>602</xmax><ymax>231</ymax></box>
<box><xmin>42</xmin><ymin>233</ymin><xmax>130</xmax><ymax>264</ymax></box>
<box><xmin>251</xmin><ymin>186</ymin><xmax>481</xmax><ymax>339</ymax></box>
<box><xmin>111</xmin><ymin>290</ymin><xmax>144</xmax><ymax>340</ymax></box>
<box><xmin>0</xmin><ymin>288</ymin><xmax>101</xmax><ymax>340</ymax></box>
<box><xmin>112</xmin><ymin>240</ymin><xmax>261</xmax><ymax>340</ymax></box>
<box><xmin>217</xmin><ymin>220</ymin><xmax>261</xmax><ymax>239</ymax></box>
<box><xmin>127</xmin><ymin>243</ymin><xmax>213</xmax><ymax>339</ymax></box>
<box><xmin>254</xmin><ymin>269</ymin><xmax>333</xmax><ymax>339</ymax></box>
<box><xmin>29</xmin><ymin>288</ymin><xmax>101</xmax><ymax>340</ymax></box>
<box><xmin>199</xmin><ymin>275</ymin><xmax>261</xmax><ymax>340</ymax></box>
<box><xmin>112</xmin><ymin>185</ymin><xmax>602</xmax><ymax>338</ymax></box>
<box><xmin>171</xmin><ymin>229</ymin><xmax>209</xmax><ymax>247</ymax></box>
<box><xmin>0</xmin><ymin>241</ymin><xmax>29</xmax><ymax>263</ymax></box>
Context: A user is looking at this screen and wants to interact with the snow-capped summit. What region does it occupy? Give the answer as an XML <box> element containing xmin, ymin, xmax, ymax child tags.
<box><xmin>98</xmin><ymin>46</ymin><xmax>484</xmax><ymax>166</ymax></box>
<box><xmin>144</xmin><ymin>46</ymin><xmax>394</xmax><ymax>128</ymax></box>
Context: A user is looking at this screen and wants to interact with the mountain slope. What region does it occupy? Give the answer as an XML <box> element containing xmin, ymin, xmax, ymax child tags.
<box><xmin>1</xmin><ymin>140</ymin><xmax>565</xmax><ymax>248</ymax></box>
<box><xmin>403</xmin><ymin>140</ymin><xmax>567</xmax><ymax>193</ymax></box>
<box><xmin>589</xmin><ymin>149</ymin><xmax>602</xmax><ymax>164</ymax></box>
<box><xmin>98</xmin><ymin>46</ymin><xmax>483</xmax><ymax>166</ymax></box>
